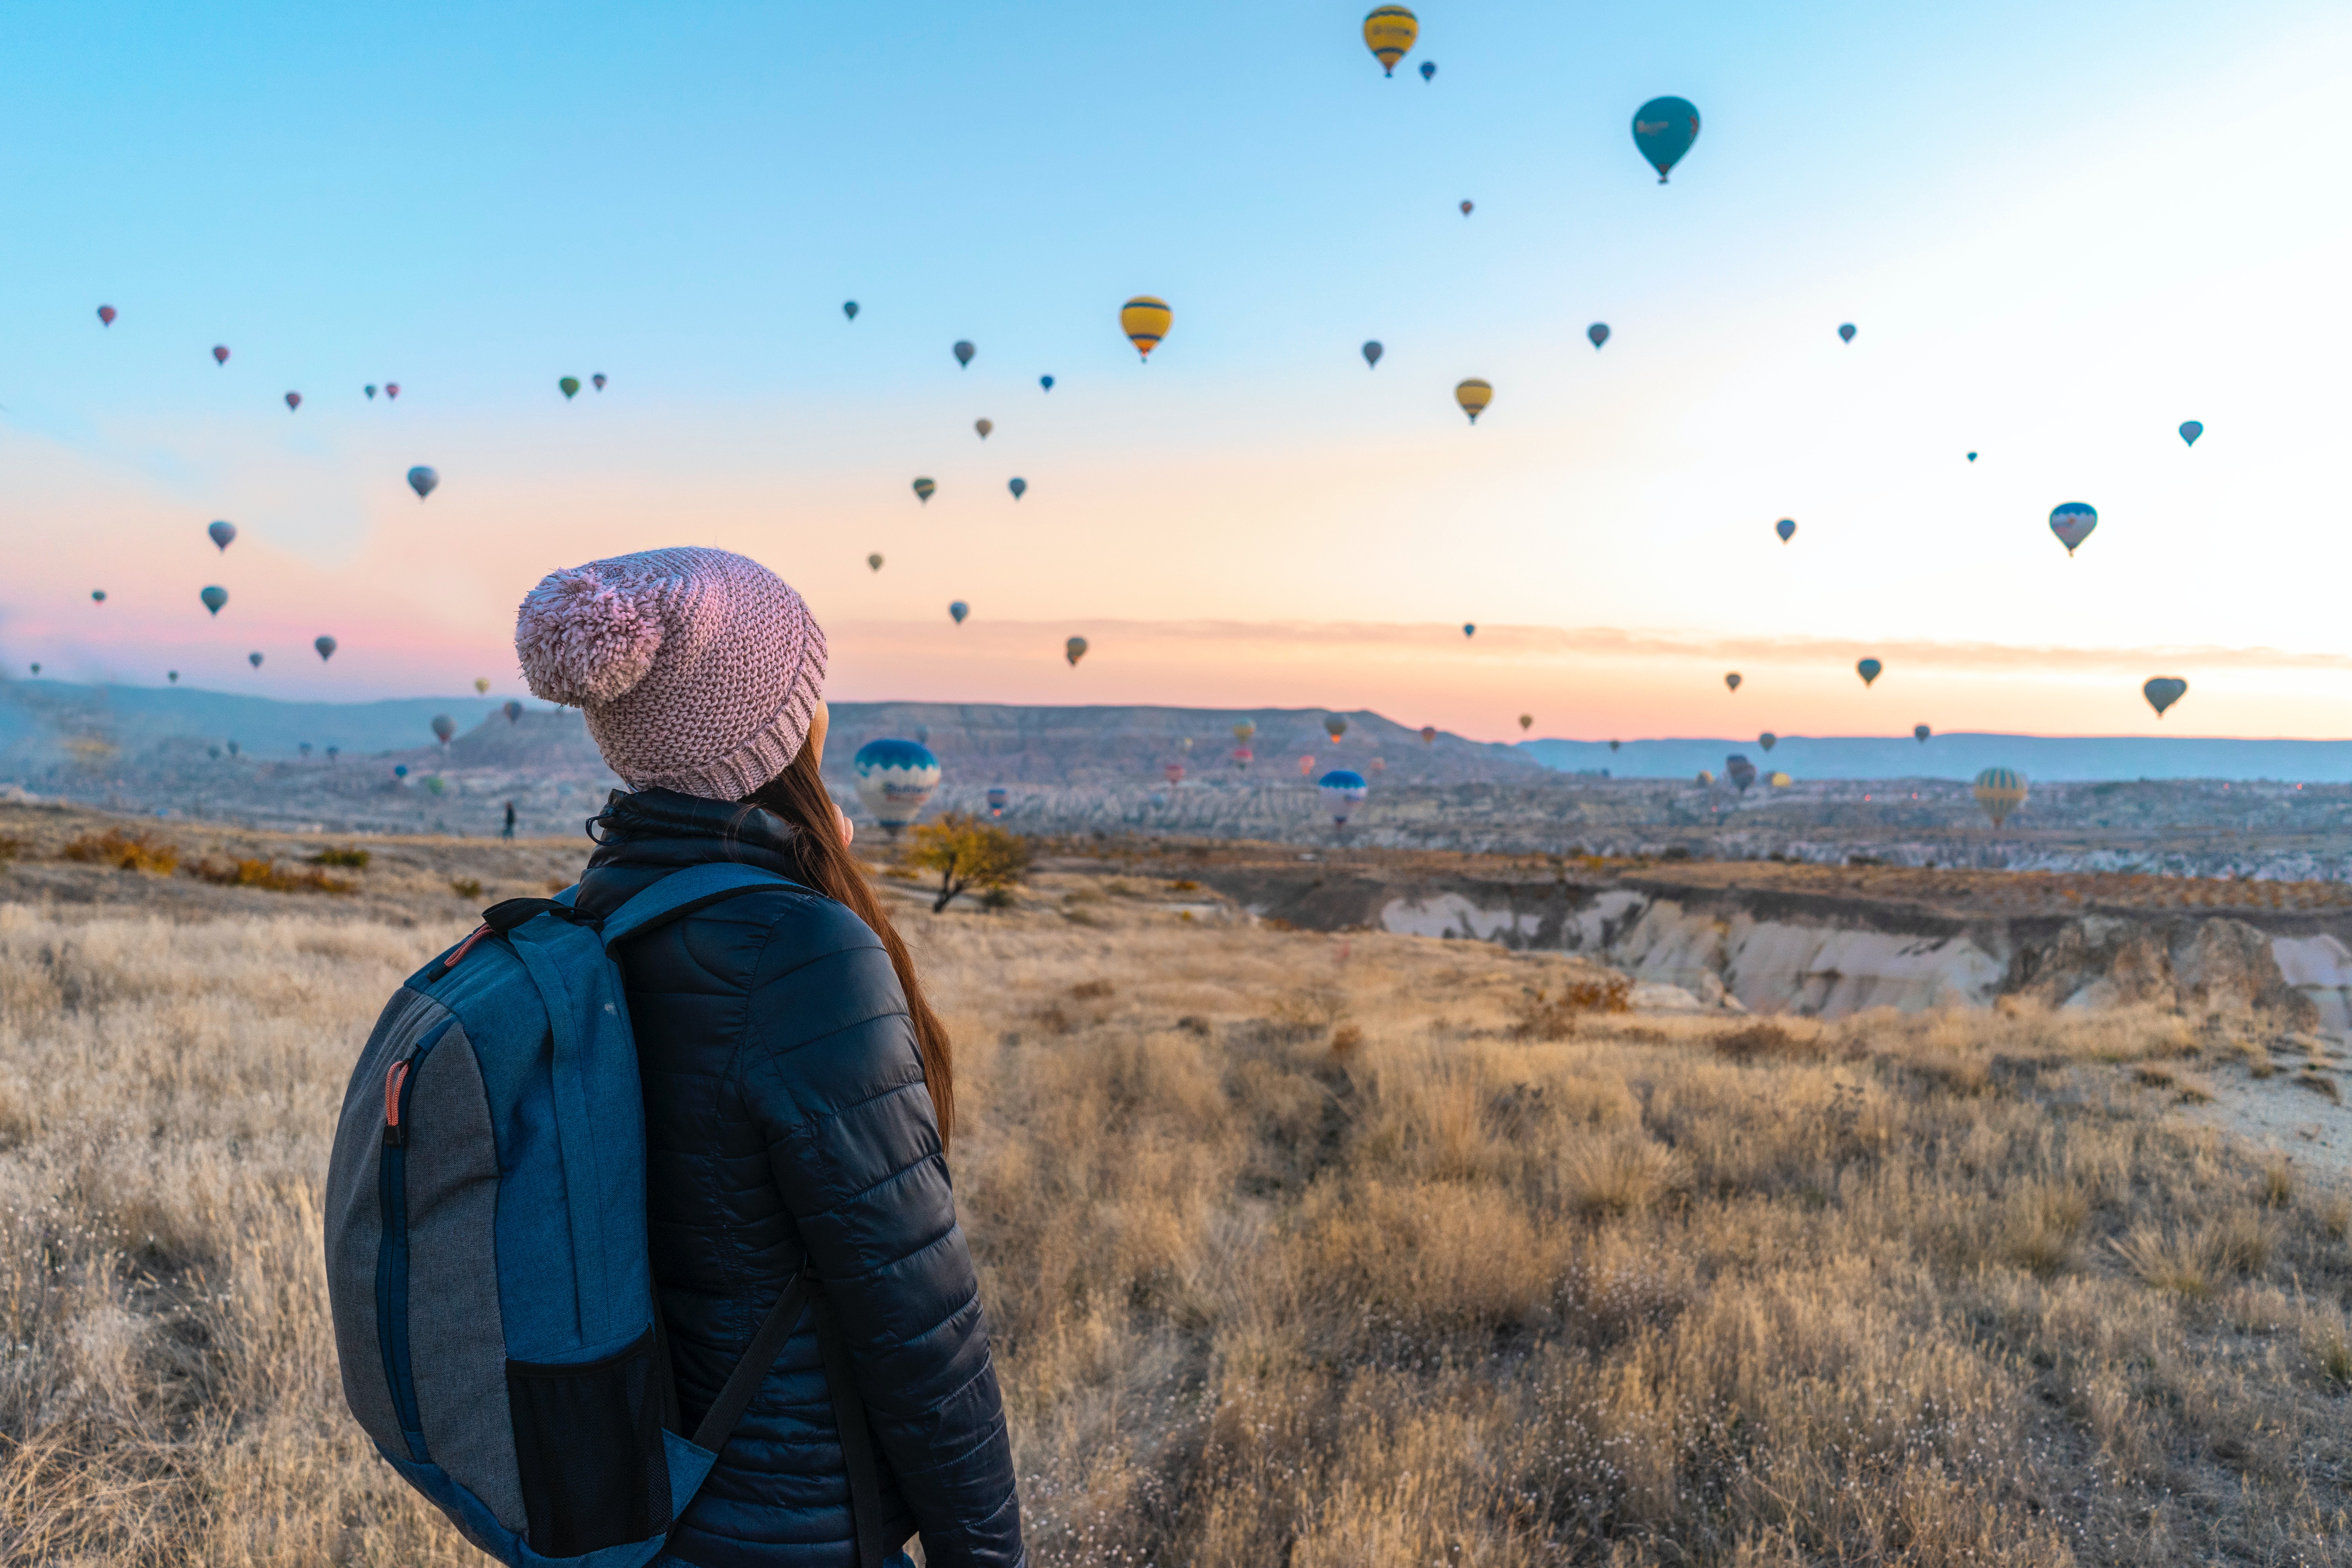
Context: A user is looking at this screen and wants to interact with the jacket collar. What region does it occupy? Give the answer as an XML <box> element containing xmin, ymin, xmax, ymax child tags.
<box><xmin>583</xmin><ymin>786</ymin><xmax>804</xmax><ymax>875</ymax></box>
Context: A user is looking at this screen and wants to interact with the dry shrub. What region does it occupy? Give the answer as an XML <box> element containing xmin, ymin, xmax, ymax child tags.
<box><xmin>1068</xmin><ymin>979</ymin><xmax>1114</xmax><ymax>1001</ymax></box>
<box><xmin>448</xmin><ymin>877</ymin><xmax>484</xmax><ymax>900</ymax></box>
<box><xmin>1506</xmin><ymin>973</ymin><xmax>1630</xmax><ymax>1040</ymax></box>
<box><xmin>307</xmin><ymin>846</ymin><xmax>371</xmax><ymax>869</ymax></box>
<box><xmin>0</xmin><ymin>834</ymin><xmax>21</xmax><ymax>863</ymax></box>
<box><xmin>1712</xmin><ymin>1019</ymin><xmax>1814</xmax><ymax>1062</ymax></box>
<box><xmin>1328</xmin><ymin>1022</ymin><xmax>1363</xmax><ymax>1057</ymax></box>
<box><xmin>2262</xmin><ymin>1160</ymin><xmax>2294</xmax><ymax>1209</ymax></box>
<box><xmin>1562</xmin><ymin>1133</ymin><xmax>1681</xmax><ymax>1219</ymax></box>
<box><xmin>60</xmin><ymin>828</ymin><xmax>179</xmax><ymax>875</ymax></box>
<box><xmin>193</xmin><ymin>857</ymin><xmax>356</xmax><ymax>895</ymax></box>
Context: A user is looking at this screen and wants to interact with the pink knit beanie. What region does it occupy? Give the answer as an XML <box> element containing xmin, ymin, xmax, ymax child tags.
<box><xmin>514</xmin><ymin>547</ymin><xmax>826</xmax><ymax>799</ymax></box>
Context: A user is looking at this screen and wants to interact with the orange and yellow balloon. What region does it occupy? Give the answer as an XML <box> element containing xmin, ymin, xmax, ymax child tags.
<box><xmin>1455</xmin><ymin>379</ymin><xmax>1492</xmax><ymax>423</ymax></box>
<box><xmin>1120</xmin><ymin>296</ymin><xmax>1171</xmax><ymax>360</ymax></box>
<box><xmin>1362</xmin><ymin>6</ymin><xmax>1417</xmax><ymax>76</ymax></box>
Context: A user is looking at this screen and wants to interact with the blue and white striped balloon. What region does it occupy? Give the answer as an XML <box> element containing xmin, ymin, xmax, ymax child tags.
<box><xmin>853</xmin><ymin>738</ymin><xmax>941</xmax><ymax>836</ymax></box>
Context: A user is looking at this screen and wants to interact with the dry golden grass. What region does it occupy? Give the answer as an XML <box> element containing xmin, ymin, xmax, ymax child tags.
<box><xmin>2</xmin><ymin>876</ymin><xmax>2350</xmax><ymax>1564</ymax></box>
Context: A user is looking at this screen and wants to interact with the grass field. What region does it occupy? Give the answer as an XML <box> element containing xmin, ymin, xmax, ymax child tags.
<box><xmin>3</xmin><ymin>851</ymin><xmax>2350</xmax><ymax>1564</ymax></box>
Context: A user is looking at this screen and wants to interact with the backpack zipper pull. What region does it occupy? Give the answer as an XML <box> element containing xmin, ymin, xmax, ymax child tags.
<box><xmin>430</xmin><ymin>924</ymin><xmax>492</xmax><ymax>983</ymax></box>
<box><xmin>384</xmin><ymin>1060</ymin><xmax>410</xmax><ymax>1146</ymax></box>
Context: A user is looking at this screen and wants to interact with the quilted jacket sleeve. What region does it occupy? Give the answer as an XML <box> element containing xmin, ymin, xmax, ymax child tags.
<box><xmin>735</xmin><ymin>895</ymin><xmax>1024</xmax><ymax>1568</ymax></box>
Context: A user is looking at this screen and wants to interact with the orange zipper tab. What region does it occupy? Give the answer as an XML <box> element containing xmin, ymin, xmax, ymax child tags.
<box><xmin>385</xmin><ymin>1060</ymin><xmax>410</xmax><ymax>1146</ymax></box>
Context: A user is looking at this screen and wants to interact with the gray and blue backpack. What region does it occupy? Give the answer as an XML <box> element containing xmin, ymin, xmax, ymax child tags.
<box><xmin>324</xmin><ymin>862</ymin><xmax>897</xmax><ymax>1567</ymax></box>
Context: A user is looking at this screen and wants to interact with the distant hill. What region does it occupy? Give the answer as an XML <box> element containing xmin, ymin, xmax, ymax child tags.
<box><xmin>0</xmin><ymin>677</ymin><xmax>510</xmax><ymax>763</ymax></box>
<box><xmin>1520</xmin><ymin>733</ymin><xmax>2352</xmax><ymax>784</ymax></box>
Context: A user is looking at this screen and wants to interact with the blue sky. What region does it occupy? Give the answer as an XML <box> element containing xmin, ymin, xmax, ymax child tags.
<box><xmin>4</xmin><ymin>1</ymin><xmax>2349</xmax><ymax>740</ymax></box>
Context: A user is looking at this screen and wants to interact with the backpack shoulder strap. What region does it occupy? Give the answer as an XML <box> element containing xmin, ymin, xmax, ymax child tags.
<box><xmin>599</xmin><ymin>862</ymin><xmax>802</xmax><ymax>950</ymax></box>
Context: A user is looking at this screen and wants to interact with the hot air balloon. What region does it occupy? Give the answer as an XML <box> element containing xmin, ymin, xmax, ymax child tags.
<box><xmin>949</xmin><ymin>601</ymin><xmax>969</xmax><ymax>624</ymax></box>
<box><xmin>868</xmin><ymin>553</ymin><xmax>884</xmax><ymax>572</ymax></box>
<box><xmin>1455</xmin><ymin>379</ymin><xmax>1492</xmax><ymax>423</ymax></box>
<box><xmin>1234</xmin><ymin>721</ymin><xmax>1256</xmax><ymax>742</ymax></box>
<box><xmin>385</xmin><ymin>383</ymin><xmax>401</xmax><ymax>399</ymax></box>
<box><xmin>1966</xmin><ymin>452</ymin><xmax>1977</xmax><ymax>462</ymax></box>
<box><xmin>1065</xmin><ymin>636</ymin><xmax>1088</xmax><ymax>667</ymax></box>
<box><xmin>1588</xmin><ymin>323</ymin><xmax>1610</xmax><ymax>349</ymax></box>
<box><xmin>1696</xmin><ymin>770</ymin><xmax>1715</xmax><ymax>786</ymax></box>
<box><xmin>366</xmin><ymin>385</ymin><xmax>378</xmax><ymax>399</ymax></box>
<box><xmin>91</xmin><ymin>590</ymin><xmax>106</xmax><ymax>603</ymax></box>
<box><xmin>1165</xmin><ymin>763</ymin><xmax>1185</xmax><ymax>785</ymax></box>
<box><xmin>1838</xmin><ymin>323</ymin><xmax>1856</xmax><ymax>343</ymax></box>
<box><xmin>1120</xmin><ymin>297</ymin><xmax>1171</xmax><ymax>360</ymax></box>
<box><xmin>1180</xmin><ymin>737</ymin><xmax>1193</xmax><ymax>751</ymax></box>
<box><xmin>227</xmin><ymin>740</ymin><xmax>240</xmax><ymax>756</ymax></box>
<box><xmin>1326</xmin><ymin>716</ymin><xmax>1348</xmax><ymax>742</ymax></box>
<box><xmin>2143</xmin><ymin>677</ymin><xmax>2188</xmax><ymax>719</ymax></box>
<box><xmin>1725</xmin><ymin>755</ymin><xmax>1757</xmax><ymax>793</ymax></box>
<box><xmin>1857</xmin><ymin>658</ymin><xmax>1882</xmax><ymax>687</ymax></box>
<box><xmin>843</xmin><ymin>301</ymin><xmax>860</xmax><ymax>321</ymax></box>
<box><xmin>1914</xmin><ymin>724</ymin><xmax>1932</xmax><ymax>744</ymax></box>
<box><xmin>1632</xmin><ymin>96</ymin><xmax>1700</xmax><ymax>182</ymax></box>
<box><xmin>284</xmin><ymin>392</ymin><xmax>302</xmax><ymax>412</ymax></box>
<box><xmin>327</xmin><ymin>746</ymin><xmax>338</xmax><ymax>760</ymax></box>
<box><xmin>986</xmin><ymin>786</ymin><xmax>1008</xmax><ymax>818</ymax></box>
<box><xmin>913</xmin><ymin>477</ymin><xmax>935</xmax><ymax>503</ymax></box>
<box><xmin>1420</xmin><ymin>60</ymin><xmax>1436</xmax><ymax>81</ymax></box>
<box><xmin>592</xmin><ymin>374</ymin><xmax>607</xmax><ymax>391</ymax></box>
<box><xmin>212</xmin><ymin>345</ymin><xmax>230</xmax><ymax>365</ymax></box>
<box><xmin>1362</xmin><ymin>5</ymin><xmax>1417</xmax><ymax>74</ymax></box>
<box><xmin>1232</xmin><ymin>747</ymin><xmax>1254</xmax><ymax>768</ymax></box>
<box><xmin>408</xmin><ymin>466</ymin><xmax>439</xmax><ymax>500</ymax></box>
<box><xmin>474</xmin><ymin>678</ymin><xmax>490</xmax><ymax>695</ymax></box>
<box><xmin>394</xmin><ymin>764</ymin><xmax>408</xmax><ymax>779</ymax></box>
<box><xmin>201</xmin><ymin>586</ymin><xmax>228</xmax><ymax>615</ymax></box>
<box><xmin>1463</xmin><ymin>624</ymin><xmax>1475</xmax><ymax>638</ymax></box>
<box><xmin>974</xmin><ymin>418</ymin><xmax>993</xmax><ymax>439</ymax></box>
<box><xmin>1319</xmin><ymin>769</ymin><xmax>1369</xmax><ymax>825</ymax></box>
<box><xmin>1362</xmin><ymin>341</ymin><xmax>1383</xmax><ymax>368</ymax></box>
<box><xmin>1040</xmin><ymin>375</ymin><xmax>1054</xmax><ymax>391</ymax></box>
<box><xmin>559</xmin><ymin>377</ymin><xmax>580</xmax><ymax>400</ymax></box>
<box><xmin>1769</xmin><ymin>772</ymin><xmax>1791</xmax><ymax>789</ymax></box>
<box><xmin>1609</xmin><ymin>740</ymin><xmax>1620</xmax><ymax>752</ymax></box>
<box><xmin>299</xmin><ymin>743</ymin><xmax>312</xmax><ymax>759</ymax></box>
<box><xmin>314</xmin><ymin>635</ymin><xmax>337</xmax><ymax>661</ymax></box>
<box><xmin>1297</xmin><ymin>755</ymin><xmax>1316</xmax><ymax>777</ymax></box>
<box><xmin>431</xmin><ymin>714</ymin><xmax>457</xmax><ymax>746</ymax></box>
<box><xmin>1009</xmin><ymin>477</ymin><xmax>1027</xmax><ymax>499</ymax></box>
<box><xmin>1775</xmin><ymin>518</ymin><xmax>1795</xmax><ymax>543</ymax></box>
<box><xmin>1759</xmin><ymin>732</ymin><xmax>1777</xmax><ymax>752</ymax></box>
<box><xmin>1724</xmin><ymin>672</ymin><xmax>1742</xmax><ymax>693</ymax></box>
<box><xmin>1518</xmin><ymin>714</ymin><xmax>1533</xmax><ymax>732</ymax></box>
<box><xmin>504</xmin><ymin>700</ymin><xmax>523</xmax><ymax>723</ymax></box>
<box><xmin>1419</xmin><ymin>725</ymin><xmax>1437</xmax><ymax>746</ymax></box>
<box><xmin>97</xmin><ymin>305</ymin><xmax>117</xmax><ymax>327</ymax></box>
<box><xmin>2179</xmin><ymin>421</ymin><xmax>2203</xmax><ymax>447</ymax></box>
<box><xmin>2049</xmin><ymin>502</ymin><xmax>2097</xmax><ymax>555</ymax></box>
<box><xmin>249</xmin><ymin>652</ymin><xmax>265</xmax><ymax>669</ymax></box>
<box><xmin>853</xmin><ymin>738</ymin><xmax>940</xmax><ymax>837</ymax></box>
<box><xmin>1460</xmin><ymin>200</ymin><xmax>1474</xmax><ymax>216</ymax></box>
<box><xmin>1974</xmin><ymin>767</ymin><xmax>2027</xmax><ymax>829</ymax></box>
<box><xmin>209</xmin><ymin>520</ymin><xmax>237</xmax><ymax>552</ymax></box>
<box><xmin>953</xmin><ymin>340</ymin><xmax>975</xmax><ymax>368</ymax></box>
<box><xmin>165</xmin><ymin>670</ymin><xmax>174</xmax><ymax>682</ymax></box>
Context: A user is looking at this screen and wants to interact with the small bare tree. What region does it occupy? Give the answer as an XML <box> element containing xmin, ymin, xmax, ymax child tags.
<box><xmin>900</xmin><ymin>813</ymin><xmax>1033</xmax><ymax>913</ymax></box>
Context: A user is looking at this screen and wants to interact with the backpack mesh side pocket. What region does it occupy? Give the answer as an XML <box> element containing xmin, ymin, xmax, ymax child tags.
<box><xmin>504</xmin><ymin>1328</ymin><xmax>673</xmax><ymax>1556</ymax></box>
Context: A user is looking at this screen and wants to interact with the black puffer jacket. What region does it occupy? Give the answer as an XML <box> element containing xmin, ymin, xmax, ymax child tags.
<box><xmin>573</xmin><ymin>788</ymin><xmax>1023</xmax><ymax>1568</ymax></box>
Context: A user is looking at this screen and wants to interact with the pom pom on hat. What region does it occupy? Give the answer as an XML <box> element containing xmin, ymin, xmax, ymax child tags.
<box><xmin>515</xmin><ymin>560</ymin><xmax>667</xmax><ymax>705</ymax></box>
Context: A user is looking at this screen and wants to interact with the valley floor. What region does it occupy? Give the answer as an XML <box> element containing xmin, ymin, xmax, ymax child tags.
<box><xmin>3</xmin><ymin>821</ymin><xmax>2352</xmax><ymax>1562</ymax></box>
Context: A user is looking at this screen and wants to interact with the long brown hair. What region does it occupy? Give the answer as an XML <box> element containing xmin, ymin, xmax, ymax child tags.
<box><xmin>744</xmin><ymin>741</ymin><xmax>955</xmax><ymax>1150</ymax></box>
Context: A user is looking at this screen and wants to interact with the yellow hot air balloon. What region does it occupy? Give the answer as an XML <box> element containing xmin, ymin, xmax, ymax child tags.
<box><xmin>1362</xmin><ymin>5</ymin><xmax>1417</xmax><ymax>75</ymax></box>
<box><xmin>1120</xmin><ymin>296</ymin><xmax>1171</xmax><ymax>360</ymax></box>
<box><xmin>1455</xmin><ymin>378</ymin><xmax>1492</xmax><ymax>423</ymax></box>
<box><xmin>474</xmin><ymin>678</ymin><xmax>490</xmax><ymax>695</ymax></box>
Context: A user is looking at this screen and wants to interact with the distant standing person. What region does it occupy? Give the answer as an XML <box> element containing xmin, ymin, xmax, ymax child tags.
<box><xmin>511</xmin><ymin>547</ymin><xmax>1022</xmax><ymax>1568</ymax></box>
<box><xmin>501</xmin><ymin>799</ymin><xmax>516</xmax><ymax>838</ymax></box>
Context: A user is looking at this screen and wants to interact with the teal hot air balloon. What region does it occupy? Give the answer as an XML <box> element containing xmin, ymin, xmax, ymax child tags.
<box><xmin>2179</xmin><ymin>421</ymin><xmax>2203</xmax><ymax>447</ymax></box>
<box><xmin>843</xmin><ymin>301</ymin><xmax>859</xmax><ymax>321</ymax></box>
<box><xmin>1318</xmin><ymin>769</ymin><xmax>1369</xmax><ymax>827</ymax></box>
<box><xmin>2143</xmin><ymin>677</ymin><xmax>2188</xmax><ymax>718</ymax></box>
<box><xmin>949</xmin><ymin>601</ymin><xmax>969</xmax><ymax>624</ymax></box>
<box><xmin>314</xmin><ymin>635</ymin><xmax>337</xmax><ymax>661</ymax></box>
<box><xmin>504</xmin><ymin>699</ymin><xmax>524</xmax><ymax>722</ymax></box>
<box><xmin>854</xmin><ymin>738</ymin><xmax>942</xmax><ymax>837</ymax></box>
<box><xmin>1008</xmin><ymin>477</ymin><xmax>1027</xmax><ymax>499</ymax></box>
<box><xmin>201</xmin><ymin>585</ymin><xmax>228</xmax><ymax>616</ymax></box>
<box><xmin>408</xmin><ymin>466</ymin><xmax>439</xmax><ymax>500</ymax></box>
<box><xmin>208</xmin><ymin>520</ymin><xmax>237</xmax><ymax>552</ymax></box>
<box><xmin>1632</xmin><ymin>96</ymin><xmax>1700</xmax><ymax>183</ymax></box>
<box><xmin>1857</xmin><ymin>658</ymin><xmax>1882</xmax><ymax>687</ymax></box>
<box><xmin>431</xmin><ymin>714</ymin><xmax>457</xmax><ymax>745</ymax></box>
<box><xmin>1040</xmin><ymin>375</ymin><xmax>1054</xmax><ymax>391</ymax></box>
<box><xmin>954</xmin><ymin>340</ymin><xmax>975</xmax><ymax>368</ymax></box>
<box><xmin>1838</xmin><ymin>323</ymin><xmax>1856</xmax><ymax>343</ymax></box>
<box><xmin>1588</xmin><ymin>323</ymin><xmax>1610</xmax><ymax>350</ymax></box>
<box><xmin>248</xmin><ymin>652</ymin><xmax>264</xmax><ymax>669</ymax></box>
<box><xmin>2049</xmin><ymin>502</ymin><xmax>2097</xmax><ymax>555</ymax></box>
<box><xmin>1775</xmin><ymin>518</ymin><xmax>1795</xmax><ymax>543</ymax></box>
<box><xmin>1462</xmin><ymin>623</ymin><xmax>1476</xmax><ymax>638</ymax></box>
<box><xmin>559</xmin><ymin>377</ymin><xmax>581</xmax><ymax>400</ymax></box>
<box><xmin>1914</xmin><ymin>724</ymin><xmax>1932</xmax><ymax>744</ymax></box>
<box><xmin>1759</xmin><ymin>732</ymin><xmax>1777</xmax><ymax>752</ymax></box>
